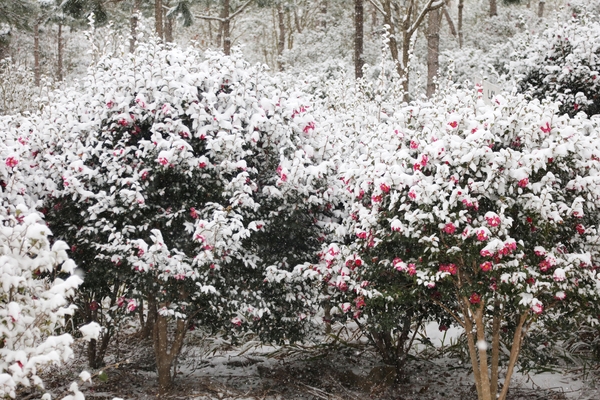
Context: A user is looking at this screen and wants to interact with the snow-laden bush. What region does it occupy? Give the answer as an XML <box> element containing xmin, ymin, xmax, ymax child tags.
<box><xmin>36</xmin><ymin>40</ymin><xmax>333</xmax><ymax>392</ymax></box>
<box><xmin>310</xmin><ymin>86</ymin><xmax>600</xmax><ymax>400</ymax></box>
<box><xmin>510</xmin><ymin>14</ymin><xmax>600</xmax><ymax>117</ymax></box>
<box><xmin>0</xmin><ymin>116</ymin><xmax>82</xmax><ymax>398</ymax></box>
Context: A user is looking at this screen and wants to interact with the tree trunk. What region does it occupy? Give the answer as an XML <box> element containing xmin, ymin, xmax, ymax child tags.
<box><xmin>537</xmin><ymin>1</ymin><xmax>545</xmax><ymax>18</ymax></box>
<box><xmin>34</xmin><ymin>18</ymin><xmax>40</xmax><ymax>87</ymax></box>
<box><xmin>277</xmin><ymin>3</ymin><xmax>285</xmax><ymax>71</ymax></box>
<box><xmin>153</xmin><ymin>310</ymin><xmax>188</xmax><ymax>394</ymax></box>
<box><xmin>57</xmin><ymin>23</ymin><xmax>63</xmax><ymax>82</ymax></box>
<box><xmin>286</xmin><ymin>9</ymin><xmax>294</xmax><ymax>49</ymax></box>
<box><xmin>130</xmin><ymin>0</ymin><xmax>142</xmax><ymax>52</ymax></box>
<box><xmin>382</xmin><ymin>0</ymin><xmax>400</xmax><ymax>76</ymax></box>
<box><xmin>221</xmin><ymin>0</ymin><xmax>231</xmax><ymax>55</ymax></box>
<box><xmin>489</xmin><ymin>0</ymin><xmax>497</xmax><ymax>17</ymax></box>
<box><xmin>354</xmin><ymin>0</ymin><xmax>364</xmax><ymax>79</ymax></box>
<box><xmin>426</xmin><ymin>8</ymin><xmax>441</xmax><ymax>97</ymax></box>
<box><xmin>155</xmin><ymin>0</ymin><xmax>164</xmax><ymax>40</ymax></box>
<box><xmin>458</xmin><ymin>0</ymin><xmax>464</xmax><ymax>48</ymax></box>
<box><xmin>139</xmin><ymin>297</ymin><xmax>158</xmax><ymax>339</ymax></box>
<box><xmin>320</xmin><ymin>0</ymin><xmax>327</xmax><ymax>29</ymax></box>
<box><xmin>164</xmin><ymin>15</ymin><xmax>174</xmax><ymax>42</ymax></box>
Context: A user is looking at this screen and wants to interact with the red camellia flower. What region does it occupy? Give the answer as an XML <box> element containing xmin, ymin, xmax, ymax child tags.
<box><xmin>5</xmin><ymin>156</ymin><xmax>18</xmax><ymax>168</ymax></box>
<box><xmin>469</xmin><ymin>292</ymin><xmax>481</xmax><ymax>305</ymax></box>
<box><xmin>480</xmin><ymin>261</ymin><xmax>493</xmax><ymax>272</ymax></box>
<box><xmin>443</xmin><ymin>223</ymin><xmax>456</xmax><ymax>234</ymax></box>
<box><xmin>576</xmin><ymin>224</ymin><xmax>585</xmax><ymax>234</ymax></box>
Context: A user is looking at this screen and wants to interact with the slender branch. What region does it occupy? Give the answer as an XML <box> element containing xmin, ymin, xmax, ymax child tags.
<box><xmin>367</xmin><ymin>0</ymin><xmax>386</xmax><ymax>16</ymax></box>
<box><xmin>498</xmin><ymin>311</ymin><xmax>530</xmax><ymax>400</ymax></box>
<box><xmin>442</xmin><ymin>5</ymin><xmax>456</xmax><ymax>36</ymax></box>
<box><xmin>229</xmin><ymin>0</ymin><xmax>255</xmax><ymax>20</ymax></box>
<box><xmin>432</xmin><ymin>298</ymin><xmax>465</xmax><ymax>328</ymax></box>
<box><xmin>408</xmin><ymin>0</ymin><xmax>443</xmax><ymax>36</ymax></box>
<box><xmin>195</xmin><ymin>14</ymin><xmax>224</xmax><ymax>22</ymax></box>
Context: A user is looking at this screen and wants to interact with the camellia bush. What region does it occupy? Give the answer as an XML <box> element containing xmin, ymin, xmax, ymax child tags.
<box><xmin>37</xmin><ymin>39</ymin><xmax>333</xmax><ymax>392</ymax></box>
<box><xmin>313</xmin><ymin>86</ymin><xmax>600</xmax><ymax>400</ymax></box>
<box><xmin>510</xmin><ymin>13</ymin><xmax>600</xmax><ymax>117</ymax></box>
<box><xmin>0</xmin><ymin>116</ymin><xmax>82</xmax><ymax>398</ymax></box>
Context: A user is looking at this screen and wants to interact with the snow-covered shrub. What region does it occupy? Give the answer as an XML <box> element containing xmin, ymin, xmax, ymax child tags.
<box><xmin>0</xmin><ymin>116</ymin><xmax>81</xmax><ymax>398</ymax></box>
<box><xmin>510</xmin><ymin>15</ymin><xmax>600</xmax><ymax>117</ymax></box>
<box><xmin>37</xmin><ymin>39</ymin><xmax>332</xmax><ymax>391</ymax></box>
<box><xmin>313</xmin><ymin>86</ymin><xmax>600</xmax><ymax>400</ymax></box>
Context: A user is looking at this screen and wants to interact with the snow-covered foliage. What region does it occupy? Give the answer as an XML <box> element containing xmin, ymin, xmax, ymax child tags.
<box><xmin>0</xmin><ymin>116</ymin><xmax>81</xmax><ymax>398</ymax></box>
<box><xmin>304</xmin><ymin>82</ymin><xmax>600</xmax><ymax>395</ymax></box>
<box><xmin>37</xmin><ymin>38</ymin><xmax>334</xmax><ymax>349</ymax></box>
<box><xmin>510</xmin><ymin>14</ymin><xmax>600</xmax><ymax>117</ymax></box>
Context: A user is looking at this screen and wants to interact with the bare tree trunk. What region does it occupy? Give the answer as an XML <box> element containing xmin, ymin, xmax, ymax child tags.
<box><xmin>458</xmin><ymin>0</ymin><xmax>464</xmax><ymax>48</ymax></box>
<box><xmin>354</xmin><ymin>0</ymin><xmax>364</xmax><ymax>79</ymax></box>
<box><xmin>537</xmin><ymin>1</ymin><xmax>545</xmax><ymax>18</ymax></box>
<box><xmin>382</xmin><ymin>0</ymin><xmax>400</xmax><ymax>74</ymax></box>
<box><xmin>286</xmin><ymin>9</ymin><xmax>294</xmax><ymax>49</ymax></box>
<box><xmin>164</xmin><ymin>15</ymin><xmax>174</xmax><ymax>42</ymax></box>
<box><xmin>34</xmin><ymin>18</ymin><xmax>40</xmax><ymax>87</ymax></box>
<box><xmin>130</xmin><ymin>0</ymin><xmax>142</xmax><ymax>52</ymax></box>
<box><xmin>155</xmin><ymin>0</ymin><xmax>164</xmax><ymax>40</ymax></box>
<box><xmin>222</xmin><ymin>0</ymin><xmax>231</xmax><ymax>55</ymax></box>
<box><xmin>57</xmin><ymin>22</ymin><xmax>63</xmax><ymax>82</ymax></box>
<box><xmin>276</xmin><ymin>2</ymin><xmax>285</xmax><ymax>71</ymax></box>
<box><xmin>426</xmin><ymin>8</ymin><xmax>441</xmax><ymax>97</ymax></box>
<box><xmin>320</xmin><ymin>0</ymin><xmax>327</xmax><ymax>29</ymax></box>
<box><xmin>153</xmin><ymin>310</ymin><xmax>188</xmax><ymax>394</ymax></box>
<box><xmin>489</xmin><ymin>0</ymin><xmax>497</xmax><ymax>17</ymax></box>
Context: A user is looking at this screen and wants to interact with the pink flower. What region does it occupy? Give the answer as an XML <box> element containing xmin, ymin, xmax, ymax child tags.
<box><xmin>137</xmin><ymin>248</ymin><xmax>145</xmax><ymax>257</ymax></box>
<box><xmin>410</xmin><ymin>140</ymin><xmax>419</xmax><ymax>149</ymax></box>
<box><xmin>443</xmin><ymin>223</ymin><xmax>456</xmax><ymax>234</ymax></box>
<box><xmin>190</xmin><ymin>207</ymin><xmax>198</xmax><ymax>219</ymax></box>
<box><xmin>576</xmin><ymin>224</ymin><xmax>585</xmax><ymax>234</ymax></box>
<box><xmin>407</xmin><ymin>263</ymin><xmax>417</xmax><ymax>276</ymax></box>
<box><xmin>303</xmin><ymin>121</ymin><xmax>315</xmax><ymax>134</ymax></box>
<box><xmin>476</xmin><ymin>229</ymin><xmax>489</xmax><ymax>241</ymax></box>
<box><xmin>354</xmin><ymin>296</ymin><xmax>366</xmax><ymax>309</ymax></box>
<box><xmin>439</xmin><ymin>263</ymin><xmax>457</xmax><ymax>275</ymax></box>
<box><xmin>280</xmin><ymin>173</ymin><xmax>288</xmax><ymax>182</ymax></box>
<box><xmin>531</xmin><ymin>301</ymin><xmax>544</xmax><ymax>315</ymax></box>
<box><xmin>127</xmin><ymin>299</ymin><xmax>137</xmax><ymax>312</ymax></box>
<box><xmin>408</xmin><ymin>189</ymin><xmax>417</xmax><ymax>200</ymax></box>
<box><xmin>158</xmin><ymin>157</ymin><xmax>169</xmax><ymax>166</ymax></box>
<box><xmin>106</xmin><ymin>100</ymin><xmax>114</xmax><ymax>108</ymax></box>
<box><xmin>5</xmin><ymin>156</ymin><xmax>18</xmax><ymax>168</ymax></box>
<box><xmin>413</xmin><ymin>163</ymin><xmax>421</xmax><ymax>171</ymax></box>
<box><xmin>420</xmin><ymin>154</ymin><xmax>429</xmax><ymax>167</ymax></box>
<box><xmin>554</xmin><ymin>291</ymin><xmax>566</xmax><ymax>300</ymax></box>
<box><xmin>118</xmin><ymin>119</ymin><xmax>128</xmax><ymax>127</ymax></box>
<box><xmin>426</xmin><ymin>282</ymin><xmax>436</xmax><ymax>289</ymax></box>
<box><xmin>480</xmin><ymin>261</ymin><xmax>493</xmax><ymax>272</ymax></box>
<box><xmin>357</xmin><ymin>231</ymin><xmax>367</xmax><ymax>239</ymax></box>
<box><xmin>540</xmin><ymin>122</ymin><xmax>551</xmax><ymax>134</ymax></box>
<box><xmin>448</xmin><ymin>121</ymin><xmax>458</xmax><ymax>129</ymax></box>
<box><xmin>553</xmin><ymin>268</ymin><xmax>566</xmax><ymax>282</ymax></box>
<box><xmin>391</xmin><ymin>220</ymin><xmax>402</xmax><ymax>232</ymax></box>
<box><xmin>231</xmin><ymin>317</ymin><xmax>242</xmax><ymax>326</ymax></box>
<box><xmin>380</xmin><ymin>183</ymin><xmax>390</xmax><ymax>193</ymax></box>
<box><xmin>469</xmin><ymin>292</ymin><xmax>481</xmax><ymax>305</ymax></box>
<box><xmin>174</xmin><ymin>273</ymin><xmax>186</xmax><ymax>280</ymax></box>
<box><xmin>360</xmin><ymin>280</ymin><xmax>369</xmax><ymax>288</ymax></box>
<box><xmin>393</xmin><ymin>257</ymin><xmax>406</xmax><ymax>272</ymax></box>
<box><xmin>534</xmin><ymin>247</ymin><xmax>546</xmax><ymax>257</ymax></box>
<box><xmin>485</xmin><ymin>213</ymin><xmax>501</xmax><ymax>227</ymax></box>
<box><xmin>141</xmin><ymin>170</ymin><xmax>149</xmax><ymax>180</ymax></box>
<box><xmin>338</xmin><ymin>281</ymin><xmax>348</xmax><ymax>292</ymax></box>
<box><xmin>341</xmin><ymin>303</ymin><xmax>352</xmax><ymax>313</ymax></box>
<box><xmin>117</xmin><ymin>297</ymin><xmax>125</xmax><ymax>307</ymax></box>
<box><xmin>518</xmin><ymin>178</ymin><xmax>529</xmax><ymax>188</ymax></box>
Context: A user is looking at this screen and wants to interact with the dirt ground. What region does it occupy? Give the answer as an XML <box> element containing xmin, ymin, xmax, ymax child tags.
<box><xmin>28</xmin><ymin>327</ymin><xmax>600</xmax><ymax>400</ymax></box>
